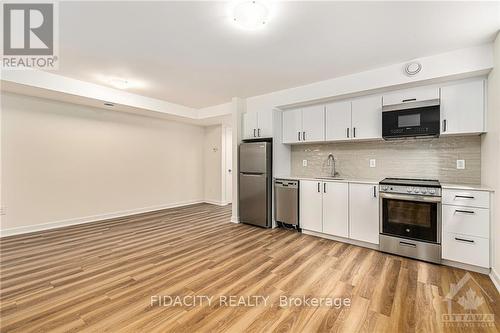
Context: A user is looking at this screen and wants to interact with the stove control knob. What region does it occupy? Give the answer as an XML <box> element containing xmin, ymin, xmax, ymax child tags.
<box><xmin>414</xmin><ymin>188</ymin><xmax>420</xmax><ymax>193</ymax></box>
<box><xmin>381</xmin><ymin>185</ymin><xmax>388</xmax><ymax>191</ymax></box>
<box><xmin>429</xmin><ymin>189</ymin><xmax>436</xmax><ymax>195</ymax></box>
<box><xmin>421</xmin><ymin>188</ymin><xmax>427</xmax><ymax>194</ymax></box>
<box><xmin>407</xmin><ymin>187</ymin><xmax>412</xmax><ymax>193</ymax></box>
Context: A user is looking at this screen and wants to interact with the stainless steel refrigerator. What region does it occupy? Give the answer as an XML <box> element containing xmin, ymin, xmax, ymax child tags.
<box><xmin>239</xmin><ymin>141</ymin><xmax>272</xmax><ymax>228</ymax></box>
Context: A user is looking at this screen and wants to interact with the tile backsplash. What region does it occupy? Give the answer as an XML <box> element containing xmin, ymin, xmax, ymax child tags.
<box><xmin>291</xmin><ymin>136</ymin><xmax>481</xmax><ymax>184</ymax></box>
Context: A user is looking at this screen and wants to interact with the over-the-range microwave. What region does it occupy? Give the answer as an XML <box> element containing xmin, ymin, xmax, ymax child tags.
<box><xmin>382</xmin><ymin>99</ymin><xmax>440</xmax><ymax>140</ymax></box>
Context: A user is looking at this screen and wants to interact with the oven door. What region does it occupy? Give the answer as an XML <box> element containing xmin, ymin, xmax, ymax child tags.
<box><xmin>380</xmin><ymin>193</ymin><xmax>441</xmax><ymax>244</ymax></box>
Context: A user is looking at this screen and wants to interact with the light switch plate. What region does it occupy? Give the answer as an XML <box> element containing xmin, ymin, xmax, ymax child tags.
<box><xmin>369</xmin><ymin>159</ymin><xmax>376</xmax><ymax>168</ymax></box>
<box><xmin>456</xmin><ymin>159</ymin><xmax>465</xmax><ymax>169</ymax></box>
<box><xmin>302</xmin><ymin>159</ymin><xmax>307</xmax><ymax>167</ymax></box>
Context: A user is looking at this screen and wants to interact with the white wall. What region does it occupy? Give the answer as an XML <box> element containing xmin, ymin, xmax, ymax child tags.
<box><xmin>203</xmin><ymin>125</ymin><xmax>223</xmax><ymax>205</ymax></box>
<box><xmin>482</xmin><ymin>32</ymin><xmax>500</xmax><ymax>286</ymax></box>
<box><xmin>1</xmin><ymin>92</ymin><xmax>206</xmax><ymax>235</ymax></box>
<box><xmin>246</xmin><ymin>44</ymin><xmax>493</xmax><ymax>113</ymax></box>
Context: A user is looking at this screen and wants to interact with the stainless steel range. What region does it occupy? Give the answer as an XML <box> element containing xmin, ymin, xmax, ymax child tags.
<box><xmin>379</xmin><ymin>178</ymin><xmax>442</xmax><ymax>264</ymax></box>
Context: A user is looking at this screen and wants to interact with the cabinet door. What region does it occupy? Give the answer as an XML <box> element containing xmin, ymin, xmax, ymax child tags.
<box><xmin>242</xmin><ymin>112</ymin><xmax>258</xmax><ymax>140</ymax></box>
<box><xmin>257</xmin><ymin>110</ymin><xmax>273</xmax><ymax>138</ymax></box>
<box><xmin>382</xmin><ymin>86</ymin><xmax>439</xmax><ymax>106</ymax></box>
<box><xmin>322</xmin><ymin>182</ymin><xmax>349</xmax><ymax>238</ymax></box>
<box><xmin>299</xmin><ymin>180</ymin><xmax>323</xmax><ymax>232</ymax></box>
<box><xmin>351</xmin><ymin>95</ymin><xmax>382</xmax><ymax>140</ymax></box>
<box><xmin>282</xmin><ymin>109</ymin><xmax>302</xmax><ymax>143</ymax></box>
<box><xmin>301</xmin><ymin>105</ymin><xmax>325</xmax><ymax>142</ymax></box>
<box><xmin>325</xmin><ymin>101</ymin><xmax>351</xmax><ymax>141</ymax></box>
<box><xmin>441</xmin><ymin>80</ymin><xmax>485</xmax><ymax>135</ymax></box>
<box><xmin>349</xmin><ymin>183</ymin><xmax>379</xmax><ymax>244</ymax></box>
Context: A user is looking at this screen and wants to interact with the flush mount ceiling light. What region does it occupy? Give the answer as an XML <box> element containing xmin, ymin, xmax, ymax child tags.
<box><xmin>404</xmin><ymin>62</ymin><xmax>422</xmax><ymax>76</ymax></box>
<box><xmin>231</xmin><ymin>1</ymin><xmax>269</xmax><ymax>30</ymax></box>
<box><xmin>108</xmin><ymin>78</ymin><xmax>129</xmax><ymax>89</ymax></box>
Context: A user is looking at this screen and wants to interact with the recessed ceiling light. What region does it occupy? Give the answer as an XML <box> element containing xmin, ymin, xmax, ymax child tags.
<box><xmin>232</xmin><ymin>1</ymin><xmax>269</xmax><ymax>30</ymax></box>
<box><xmin>108</xmin><ymin>78</ymin><xmax>129</xmax><ymax>89</ymax></box>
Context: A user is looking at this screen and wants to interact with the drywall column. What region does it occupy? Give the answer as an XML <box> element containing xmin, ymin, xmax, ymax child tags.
<box><xmin>482</xmin><ymin>31</ymin><xmax>500</xmax><ymax>290</ymax></box>
<box><xmin>231</xmin><ymin>97</ymin><xmax>245</xmax><ymax>223</ymax></box>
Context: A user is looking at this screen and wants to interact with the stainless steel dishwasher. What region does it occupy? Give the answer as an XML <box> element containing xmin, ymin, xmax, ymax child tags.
<box><xmin>274</xmin><ymin>179</ymin><xmax>299</xmax><ymax>228</ymax></box>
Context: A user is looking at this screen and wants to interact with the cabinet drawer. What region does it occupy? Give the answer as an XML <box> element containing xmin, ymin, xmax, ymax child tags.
<box><xmin>442</xmin><ymin>205</ymin><xmax>489</xmax><ymax>238</ymax></box>
<box><xmin>382</xmin><ymin>87</ymin><xmax>439</xmax><ymax>106</ymax></box>
<box><xmin>442</xmin><ymin>232</ymin><xmax>489</xmax><ymax>268</ymax></box>
<box><xmin>442</xmin><ymin>189</ymin><xmax>490</xmax><ymax>208</ymax></box>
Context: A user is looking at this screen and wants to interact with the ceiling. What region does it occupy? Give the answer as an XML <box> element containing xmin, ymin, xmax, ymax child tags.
<box><xmin>56</xmin><ymin>1</ymin><xmax>500</xmax><ymax>108</ymax></box>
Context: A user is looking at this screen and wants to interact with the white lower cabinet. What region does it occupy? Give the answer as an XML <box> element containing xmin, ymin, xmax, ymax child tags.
<box><xmin>442</xmin><ymin>189</ymin><xmax>490</xmax><ymax>268</ymax></box>
<box><xmin>299</xmin><ymin>180</ymin><xmax>348</xmax><ymax>236</ymax></box>
<box><xmin>322</xmin><ymin>182</ymin><xmax>349</xmax><ymax>238</ymax></box>
<box><xmin>349</xmin><ymin>183</ymin><xmax>379</xmax><ymax>244</ymax></box>
<box><xmin>299</xmin><ymin>180</ymin><xmax>378</xmax><ymax>244</ymax></box>
<box><xmin>442</xmin><ymin>232</ymin><xmax>489</xmax><ymax>268</ymax></box>
<box><xmin>299</xmin><ymin>180</ymin><xmax>323</xmax><ymax>232</ymax></box>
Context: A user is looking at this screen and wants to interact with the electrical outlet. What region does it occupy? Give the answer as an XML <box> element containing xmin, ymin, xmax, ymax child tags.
<box><xmin>302</xmin><ymin>159</ymin><xmax>308</xmax><ymax>167</ymax></box>
<box><xmin>456</xmin><ymin>159</ymin><xmax>465</xmax><ymax>169</ymax></box>
<box><xmin>369</xmin><ymin>159</ymin><xmax>376</xmax><ymax>168</ymax></box>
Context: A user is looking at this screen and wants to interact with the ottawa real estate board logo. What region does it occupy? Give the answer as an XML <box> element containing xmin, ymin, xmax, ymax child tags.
<box><xmin>2</xmin><ymin>2</ymin><xmax>58</xmax><ymax>69</ymax></box>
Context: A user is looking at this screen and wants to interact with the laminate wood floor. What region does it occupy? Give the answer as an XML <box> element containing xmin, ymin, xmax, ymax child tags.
<box><xmin>1</xmin><ymin>203</ymin><xmax>499</xmax><ymax>332</ymax></box>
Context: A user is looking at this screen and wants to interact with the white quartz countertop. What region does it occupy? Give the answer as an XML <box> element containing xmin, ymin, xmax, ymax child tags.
<box><xmin>274</xmin><ymin>175</ymin><xmax>380</xmax><ymax>185</ymax></box>
<box><xmin>275</xmin><ymin>176</ymin><xmax>494</xmax><ymax>191</ymax></box>
<box><xmin>440</xmin><ymin>183</ymin><xmax>495</xmax><ymax>192</ymax></box>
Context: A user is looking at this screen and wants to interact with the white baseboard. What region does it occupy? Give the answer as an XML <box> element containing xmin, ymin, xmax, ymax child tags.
<box><xmin>204</xmin><ymin>200</ymin><xmax>229</xmax><ymax>206</ymax></box>
<box><xmin>0</xmin><ymin>200</ymin><xmax>206</xmax><ymax>238</ymax></box>
<box><xmin>442</xmin><ymin>259</ymin><xmax>490</xmax><ymax>275</ymax></box>
<box><xmin>301</xmin><ymin>229</ymin><xmax>379</xmax><ymax>250</ymax></box>
<box><xmin>490</xmin><ymin>268</ymin><xmax>500</xmax><ymax>293</ymax></box>
<box><xmin>230</xmin><ymin>215</ymin><xmax>239</xmax><ymax>223</ymax></box>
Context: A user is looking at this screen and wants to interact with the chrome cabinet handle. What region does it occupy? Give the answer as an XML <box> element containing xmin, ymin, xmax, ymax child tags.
<box><xmin>373</xmin><ymin>186</ymin><xmax>377</xmax><ymax>198</ymax></box>
<box><xmin>347</xmin><ymin>128</ymin><xmax>350</xmax><ymax>138</ymax></box>
<box><xmin>253</xmin><ymin>129</ymin><xmax>256</xmax><ymax>137</ymax></box>
<box><xmin>298</xmin><ymin>132</ymin><xmax>301</xmax><ymax>141</ymax></box>
<box><xmin>443</xmin><ymin>119</ymin><xmax>447</xmax><ymax>132</ymax></box>
<box><xmin>302</xmin><ymin>131</ymin><xmax>306</xmax><ymax>141</ymax></box>
<box><xmin>455</xmin><ymin>195</ymin><xmax>474</xmax><ymax>199</ymax></box>
<box><xmin>353</xmin><ymin>127</ymin><xmax>356</xmax><ymax>138</ymax></box>
<box><xmin>402</xmin><ymin>98</ymin><xmax>417</xmax><ymax>102</ymax></box>
<box><xmin>257</xmin><ymin>128</ymin><xmax>261</xmax><ymax>137</ymax></box>
<box><xmin>455</xmin><ymin>237</ymin><xmax>474</xmax><ymax>244</ymax></box>
<box><xmin>317</xmin><ymin>182</ymin><xmax>320</xmax><ymax>193</ymax></box>
<box><xmin>324</xmin><ymin>183</ymin><xmax>326</xmax><ymax>193</ymax></box>
<box><xmin>455</xmin><ymin>209</ymin><xmax>475</xmax><ymax>214</ymax></box>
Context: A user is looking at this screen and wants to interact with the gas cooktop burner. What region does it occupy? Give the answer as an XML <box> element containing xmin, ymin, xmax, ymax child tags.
<box><xmin>380</xmin><ymin>178</ymin><xmax>441</xmax><ymax>188</ymax></box>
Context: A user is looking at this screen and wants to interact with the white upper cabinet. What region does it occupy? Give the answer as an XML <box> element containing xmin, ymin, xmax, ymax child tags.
<box><xmin>299</xmin><ymin>180</ymin><xmax>323</xmax><ymax>233</ymax></box>
<box><xmin>282</xmin><ymin>109</ymin><xmax>302</xmax><ymax>143</ymax></box>
<box><xmin>322</xmin><ymin>182</ymin><xmax>349</xmax><ymax>238</ymax></box>
<box><xmin>382</xmin><ymin>86</ymin><xmax>439</xmax><ymax>105</ymax></box>
<box><xmin>349</xmin><ymin>183</ymin><xmax>379</xmax><ymax>244</ymax></box>
<box><xmin>301</xmin><ymin>105</ymin><xmax>325</xmax><ymax>142</ymax></box>
<box><xmin>257</xmin><ymin>109</ymin><xmax>273</xmax><ymax>138</ymax></box>
<box><xmin>242</xmin><ymin>110</ymin><xmax>273</xmax><ymax>140</ymax></box>
<box><xmin>440</xmin><ymin>80</ymin><xmax>485</xmax><ymax>135</ymax></box>
<box><xmin>325</xmin><ymin>101</ymin><xmax>351</xmax><ymax>141</ymax></box>
<box><xmin>242</xmin><ymin>112</ymin><xmax>258</xmax><ymax>139</ymax></box>
<box><xmin>351</xmin><ymin>95</ymin><xmax>382</xmax><ymax>140</ymax></box>
<box><xmin>281</xmin><ymin>78</ymin><xmax>486</xmax><ymax>144</ymax></box>
<box><xmin>282</xmin><ymin>106</ymin><xmax>325</xmax><ymax>143</ymax></box>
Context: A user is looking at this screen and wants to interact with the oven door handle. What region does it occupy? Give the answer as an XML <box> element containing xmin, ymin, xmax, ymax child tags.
<box><xmin>379</xmin><ymin>192</ymin><xmax>442</xmax><ymax>203</ymax></box>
